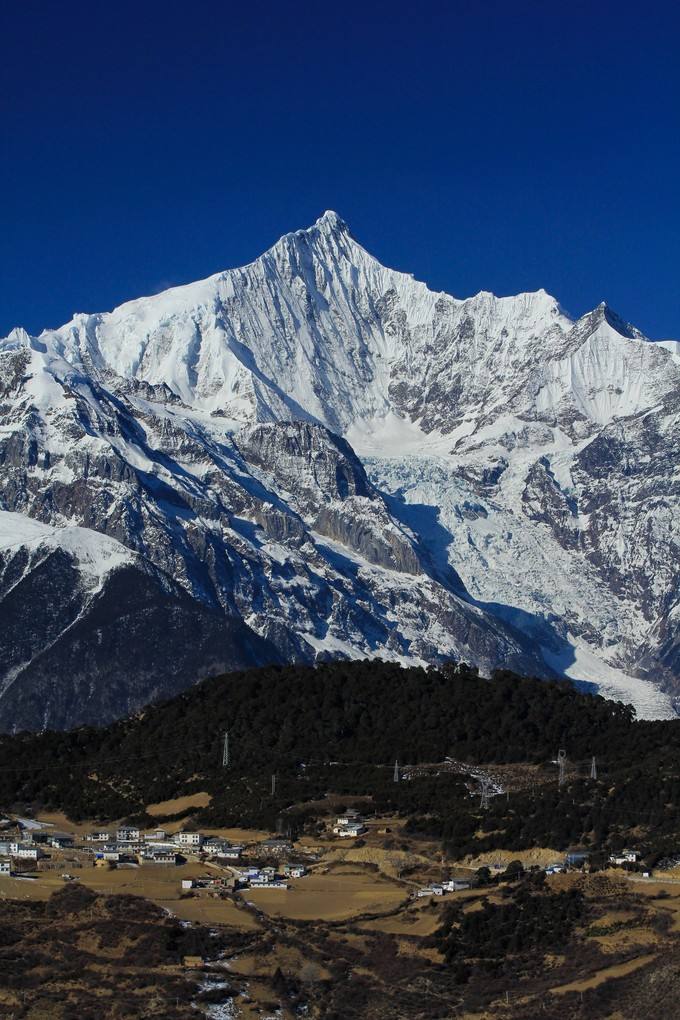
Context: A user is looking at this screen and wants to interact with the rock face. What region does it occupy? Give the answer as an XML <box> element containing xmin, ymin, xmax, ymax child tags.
<box><xmin>1</xmin><ymin>211</ymin><xmax>679</xmax><ymax>727</ymax></box>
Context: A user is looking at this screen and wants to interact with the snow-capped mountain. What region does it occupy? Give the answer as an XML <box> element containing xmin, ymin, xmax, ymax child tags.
<box><xmin>1</xmin><ymin>210</ymin><xmax>679</xmax><ymax>728</ymax></box>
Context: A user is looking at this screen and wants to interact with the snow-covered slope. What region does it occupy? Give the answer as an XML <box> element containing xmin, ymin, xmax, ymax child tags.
<box><xmin>2</xmin><ymin>211</ymin><xmax>679</xmax><ymax>727</ymax></box>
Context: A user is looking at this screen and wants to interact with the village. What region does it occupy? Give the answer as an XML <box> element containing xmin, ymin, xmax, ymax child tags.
<box><xmin>5</xmin><ymin>795</ymin><xmax>680</xmax><ymax>1019</ymax></box>
<box><xmin>0</xmin><ymin>802</ymin><xmax>660</xmax><ymax>901</ymax></box>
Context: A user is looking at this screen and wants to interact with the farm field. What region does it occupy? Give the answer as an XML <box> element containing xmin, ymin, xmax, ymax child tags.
<box><xmin>0</xmin><ymin>863</ymin><xmax>259</xmax><ymax>929</ymax></box>
<box><xmin>241</xmin><ymin>868</ymin><xmax>406</xmax><ymax>920</ymax></box>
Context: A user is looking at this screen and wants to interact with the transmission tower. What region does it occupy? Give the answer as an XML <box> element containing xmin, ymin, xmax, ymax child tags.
<box><xmin>221</xmin><ymin>731</ymin><xmax>230</xmax><ymax>768</ymax></box>
<box><xmin>479</xmin><ymin>779</ymin><xmax>492</xmax><ymax>811</ymax></box>
<box><xmin>271</xmin><ymin>774</ymin><xmax>276</xmax><ymax>796</ymax></box>
<box><xmin>393</xmin><ymin>759</ymin><xmax>400</xmax><ymax>783</ymax></box>
<box><xmin>590</xmin><ymin>756</ymin><xmax>597</xmax><ymax>780</ymax></box>
<box><xmin>557</xmin><ymin>749</ymin><xmax>567</xmax><ymax>788</ymax></box>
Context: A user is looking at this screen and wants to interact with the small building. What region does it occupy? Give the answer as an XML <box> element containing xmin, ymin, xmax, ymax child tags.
<box><xmin>144</xmin><ymin>840</ymin><xmax>182</xmax><ymax>854</ymax></box>
<box><xmin>177</xmin><ymin>831</ymin><xmax>203</xmax><ymax>848</ymax></box>
<box><xmin>86</xmin><ymin>831</ymin><xmax>112</xmax><ymax>843</ymax></box>
<box><xmin>442</xmin><ymin>879</ymin><xmax>471</xmax><ymax>891</ymax></box>
<box><xmin>181</xmin><ymin>879</ymin><xmax>195</xmax><ymax>890</ymax></box>
<box><xmin>214</xmin><ymin>845</ymin><xmax>242</xmax><ymax>860</ymax></box>
<box><xmin>250</xmin><ymin>876</ymin><xmax>288</xmax><ymax>888</ymax></box>
<box><xmin>144</xmin><ymin>829</ymin><xmax>168</xmax><ymax>842</ymax></box>
<box><xmin>0</xmin><ymin>859</ymin><xmax>11</xmax><ymax>875</ymax></box>
<box><xmin>333</xmin><ymin>822</ymin><xmax>367</xmax><ymax>838</ymax></box>
<box><xmin>260</xmin><ymin>838</ymin><xmax>293</xmax><ymax>857</ymax></box>
<box><xmin>565</xmin><ymin>850</ymin><xmax>590</xmax><ymax>869</ymax></box>
<box><xmin>335</xmin><ymin>809</ymin><xmax>361</xmax><ymax>826</ymax></box>
<box><xmin>50</xmin><ymin>834</ymin><xmax>74</xmax><ymax>849</ymax></box>
<box><xmin>149</xmin><ymin>851</ymin><xmax>181</xmax><ymax>866</ymax></box>
<box><xmin>202</xmin><ymin>838</ymin><xmax>232</xmax><ymax>854</ymax></box>
<box><xmin>282</xmin><ymin>863</ymin><xmax>306</xmax><ymax>879</ymax></box>
<box><xmin>98</xmin><ymin>851</ymin><xmax>121</xmax><ymax>862</ymax></box>
<box><xmin>27</xmin><ymin>830</ymin><xmax>52</xmax><ymax>845</ymax></box>
<box><xmin>609</xmin><ymin>849</ymin><xmax>640</xmax><ymax>865</ymax></box>
<box><xmin>11</xmin><ymin>844</ymin><xmax>43</xmax><ymax>861</ymax></box>
<box><xmin>116</xmin><ymin>827</ymin><xmax>141</xmax><ymax>843</ymax></box>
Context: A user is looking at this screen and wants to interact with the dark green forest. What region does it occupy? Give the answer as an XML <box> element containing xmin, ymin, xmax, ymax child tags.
<box><xmin>2</xmin><ymin>661</ymin><xmax>680</xmax><ymax>858</ymax></box>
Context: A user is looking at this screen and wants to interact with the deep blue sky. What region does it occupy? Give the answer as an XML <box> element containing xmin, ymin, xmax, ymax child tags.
<box><xmin>2</xmin><ymin>1</ymin><xmax>679</xmax><ymax>338</ymax></box>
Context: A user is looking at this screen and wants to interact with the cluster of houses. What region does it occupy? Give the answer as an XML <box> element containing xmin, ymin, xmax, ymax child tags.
<box><xmin>86</xmin><ymin>827</ymin><xmax>244</xmax><ymax>867</ymax></box>
<box><xmin>0</xmin><ymin>828</ymin><xmax>78</xmax><ymax>875</ymax></box>
<box><xmin>179</xmin><ymin>863</ymin><xmax>307</xmax><ymax>895</ymax></box>
<box><xmin>0</xmin><ymin>823</ymin><xmax>245</xmax><ymax>876</ymax></box>
<box><xmin>331</xmin><ymin>809</ymin><xmax>368</xmax><ymax>838</ymax></box>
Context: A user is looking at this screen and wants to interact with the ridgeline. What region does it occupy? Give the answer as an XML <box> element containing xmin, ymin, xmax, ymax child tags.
<box><xmin>2</xmin><ymin>662</ymin><xmax>680</xmax><ymax>859</ymax></box>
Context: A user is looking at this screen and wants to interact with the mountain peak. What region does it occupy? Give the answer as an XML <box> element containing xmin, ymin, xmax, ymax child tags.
<box><xmin>586</xmin><ymin>301</ymin><xmax>644</xmax><ymax>340</ymax></box>
<box><xmin>314</xmin><ymin>209</ymin><xmax>348</xmax><ymax>233</ymax></box>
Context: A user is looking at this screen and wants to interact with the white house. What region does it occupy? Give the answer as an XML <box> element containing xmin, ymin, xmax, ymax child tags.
<box><xmin>87</xmin><ymin>831</ymin><xmax>111</xmax><ymax>843</ymax></box>
<box><xmin>98</xmin><ymin>851</ymin><xmax>121</xmax><ymax>862</ymax></box>
<box><xmin>150</xmin><ymin>851</ymin><xmax>181</xmax><ymax>865</ymax></box>
<box><xmin>333</xmin><ymin>822</ymin><xmax>367</xmax><ymax>838</ymax></box>
<box><xmin>335</xmin><ymin>809</ymin><xmax>361</xmax><ymax>826</ymax></box>
<box><xmin>609</xmin><ymin>849</ymin><xmax>641</xmax><ymax>866</ymax></box>
<box><xmin>282</xmin><ymin>863</ymin><xmax>306</xmax><ymax>878</ymax></box>
<box><xmin>116</xmin><ymin>827</ymin><xmax>141</xmax><ymax>843</ymax></box>
<box><xmin>177</xmin><ymin>831</ymin><xmax>203</xmax><ymax>848</ymax></box>
<box><xmin>11</xmin><ymin>844</ymin><xmax>42</xmax><ymax>860</ymax></box>
<box><xmin>144</xmin><ymin>840</ymin><xmax>180</xmax><ymax>854</ymax></box>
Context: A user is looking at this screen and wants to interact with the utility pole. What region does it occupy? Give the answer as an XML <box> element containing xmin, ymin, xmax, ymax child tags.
<box><xmin>393</xmin><ymin>759</ymin><xmax>400</xmax><ymax>783</ymax></box>
<box><xmin>479</xmin><ymin>779</ymin><xmax>492</xmax><ymax>811</ymax></box>
<box><xmin>221</xmin><ymin>731</ymin><xmax>229</xmax><ymax>768</ymax></box>
<box><xmin>557</xmin><ymin>749</ymin><xmax>567</xmax><ymax>788</ymax></box>
<box><xmin>590</xmin><ymin>756</ymin><xmax>597</xmax><ymax>780</ymax></box>
<box><xmin>271</xmin><ymin>774</ymin><xmax>276</xmax><ymax>796</ymax></box>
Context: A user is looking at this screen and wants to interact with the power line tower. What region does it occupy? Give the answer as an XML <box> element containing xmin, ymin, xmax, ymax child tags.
<box><xmin>271</xmin><ymin>774</ymin><xmax>276</xmax><ymax>796</ymax></box>
<box><xmin>221</xmin><ymin>731</ymin><xmax>230</xmax><ymax>768</ymax></box>
<box><xmin>479</xmin><ymin>779</ymin><xmax>492</xmax><ymax>811</ymax></box>
<box><xmin>557</xmin><ymin>749</ymin><xmax>567</xmax><ymax>788</ymax></box>
<box><xmin>393</xmin><ymin>759</ymin><xmax>400</xmax><ymax>783</ymax></box>
<box><xmin>590</xmin><ymin>756</ymin><xmax>597</xmax><ymax>780</ymax></box>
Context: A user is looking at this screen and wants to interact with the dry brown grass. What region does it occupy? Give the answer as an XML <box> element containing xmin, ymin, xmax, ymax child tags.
<box><xmin>146</xmin><ymin>791</ymin><xmax>212</xmax><ymax>816</ymax></box>
<box><xmin>550</xmin><ymin>953</ymin><xmax>657</xmax><ymax>994</ymax></box>
<box><xmin>241</xmin><ymin>869</ymin><xmax>405</xmax><ymax>921</ymax></box>
<box><xmin>0</xmin><ymin>862</ymin><xmax>259</xmax><ymax>930</ymax></box>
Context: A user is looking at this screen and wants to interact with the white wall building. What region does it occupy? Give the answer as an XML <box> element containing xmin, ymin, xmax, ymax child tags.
<box><xmin>177</xmin><ymin>831</ymin><xmax>203</xmax><ymax>848</ymax></box>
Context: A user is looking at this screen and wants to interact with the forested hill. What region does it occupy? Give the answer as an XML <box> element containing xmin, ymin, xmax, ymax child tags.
<box><xmin>1</xmin><ymin>662</ymin><xmax>678</xmax><ymax>825</ymax></box>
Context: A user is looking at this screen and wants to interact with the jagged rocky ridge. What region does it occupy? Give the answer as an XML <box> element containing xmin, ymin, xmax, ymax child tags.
<box><xmin>1</xmin><ymin>211</ymin><xmax>679</xmax><ymax>728</ymax></box>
